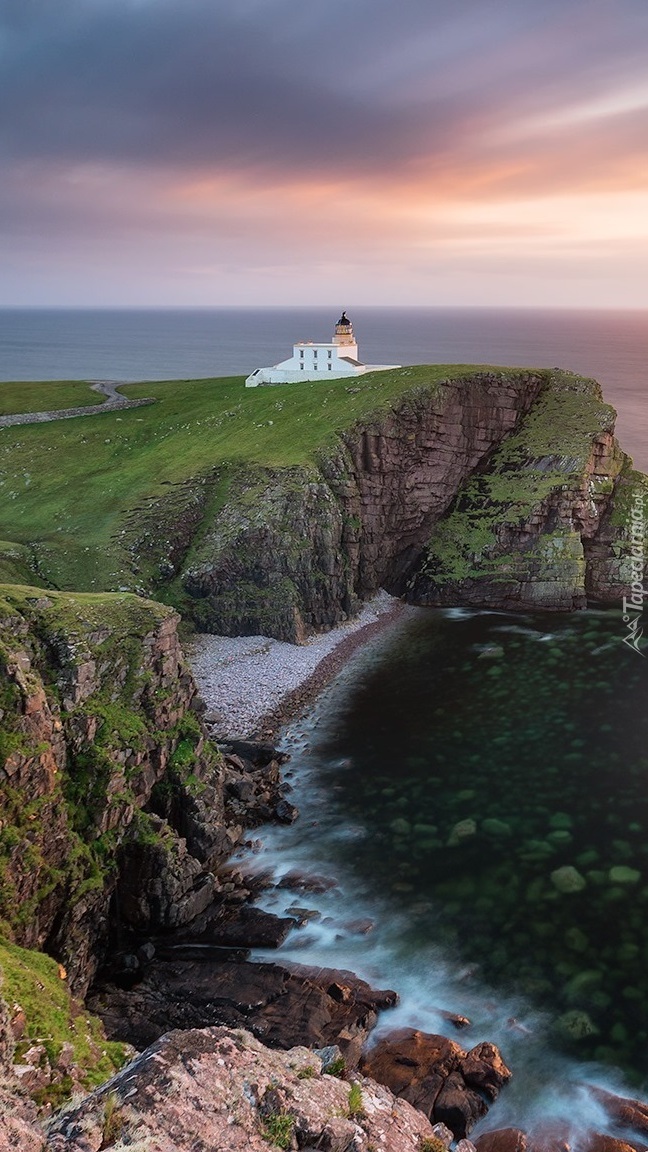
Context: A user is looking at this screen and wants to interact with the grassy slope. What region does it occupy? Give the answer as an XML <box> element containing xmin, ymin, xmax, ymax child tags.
<box><xmin>0</xmin><ymin>365</ymin><xmax>528</xmax><ymax>592</ymax></box>
<box><xmin>0</xmin><ymin>380</ymin><xmax>105</xmax><ymax>416</ymax></box>
<box><xmin>0</xmin><ymin>940</ymin><xmax>127</xmax><ymax>1100</ymax></box>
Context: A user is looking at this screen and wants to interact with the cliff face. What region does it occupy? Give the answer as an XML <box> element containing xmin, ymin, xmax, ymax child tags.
<box><xmin>176</xmin><ymin>371</ymin><xmax>645</xmax><ymax>638</ymax></box>
<box><xmin>181</xmin><ymin>372</ymin><xmax>546</xmax><ymax>640</ymax></box>
<box><xmin>0</xmin><ymin>587</ymin><xmax>237</xmax><ymax>995</ymax></box>
<box><xmin>408</xmin><ymin>374</ymin><xmax>647</xmax><ymax>610</ymax></box>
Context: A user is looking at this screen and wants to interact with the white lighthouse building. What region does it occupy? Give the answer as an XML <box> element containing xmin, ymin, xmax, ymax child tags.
<box><xmin>245</xmin><ymin>312</ymin><xmax>399</xmax><ymax>387</ymax></box>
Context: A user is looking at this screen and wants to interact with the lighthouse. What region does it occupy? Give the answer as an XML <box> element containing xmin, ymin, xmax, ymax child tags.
<box><xmin>245</xmin><ymin>312</ymin><xmax>399</xmax><ymax>387</ymax></box>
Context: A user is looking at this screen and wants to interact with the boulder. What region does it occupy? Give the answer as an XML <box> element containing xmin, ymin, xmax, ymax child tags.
<box><xmin>459</xmin><ymin>1040</ymin><xmax>512</xmax><ymax>1100</ymax></box>
<box><xmin>45</xmin><ymin>1025</ymin><xmax>438</xmax><ymax>1152</ymax></box>
<box><xmin>360</xmin><ymin>1028</ymin><xmax>511</xmax><ymax>1137</ymax></box>
<box><xmin>475</xmin><ymin>1131</ymin><xmax>527</xmax><ymax>1152</ymax></box>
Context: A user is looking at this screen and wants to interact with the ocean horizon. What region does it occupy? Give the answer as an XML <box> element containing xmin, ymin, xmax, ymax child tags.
<box><xmin>1</xmin><ymin>305</ymin><xmax>646</xmax><ymax>469</ymax></box>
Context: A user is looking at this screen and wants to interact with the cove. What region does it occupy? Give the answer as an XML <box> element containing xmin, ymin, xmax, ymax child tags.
<box><xmin>250</xmin><ymin>605</ymin><xmax>648</xmax><ymax>1114</ymax></box>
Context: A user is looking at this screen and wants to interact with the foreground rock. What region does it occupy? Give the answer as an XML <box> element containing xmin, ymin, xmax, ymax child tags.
<box><xmin>46</xmin><ymin>1025</ymin><xmax>438</xmax><ymax>1152</ymax></box>
<box><xmin>90</xmin><ymin>960</ymin><xmax>398</xmax><ymax>1067</ymax></box>
<box><xmin>475</xmin><ymin>1128</ymin><xmax>646</xmax><ymax>1152</ymax></box>
<box><xmin>360</xmin><ymin>1028</ymin><xmax>512</xmax><ymax>1138</ymax></box>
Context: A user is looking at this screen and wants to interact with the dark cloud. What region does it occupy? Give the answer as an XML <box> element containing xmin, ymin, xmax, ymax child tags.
<box><xmin>1</xmin><ymin>0</ymin><xmax>647</xmax><ymax>182</ymax></box>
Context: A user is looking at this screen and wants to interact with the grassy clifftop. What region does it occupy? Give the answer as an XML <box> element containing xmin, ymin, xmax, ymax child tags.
<box><xmin>0</xmin><ymin>365</ymin><xmax>538</xmax><ymax>594</ymax></box>
<box><xmin>0</xmin><ymin>380</ymin><xmax>105</xmax><ymax>417</ymax></box>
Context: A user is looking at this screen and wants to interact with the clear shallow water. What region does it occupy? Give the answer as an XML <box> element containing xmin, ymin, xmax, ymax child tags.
<box><xmin>243</xmin><ymin>607</ymin><xmax>648</xmax><ymax>1132</ymax></box>
<box><xmin>0</xmin><ymin>306</ymin><xmax>646</xmax><ymax>468</ymax></box>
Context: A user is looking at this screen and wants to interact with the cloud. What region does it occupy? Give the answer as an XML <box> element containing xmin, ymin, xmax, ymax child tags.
<box><xmin>1</xmin><ymin>0</ymin><xmax>648</xmax><ymax>305</ymax></box>
<box><xmin>1</xmin><ymin>0</ymin><xmax>647</xmax><ymax>184</ymax></box>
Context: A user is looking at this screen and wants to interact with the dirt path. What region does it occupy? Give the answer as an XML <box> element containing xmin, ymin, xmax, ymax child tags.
<box><xmin>0</xmin><ymin>379</ymin><xmax>154</xmax><ymax>429</ymax></box>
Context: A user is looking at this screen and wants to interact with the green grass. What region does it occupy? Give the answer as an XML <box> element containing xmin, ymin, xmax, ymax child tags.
<box><xmin>0</xmin><ymin>380</ymin><xmax>105</xmax><ymax>416</ymax></box>
<box><xmin>347</xmin><ymin>1082</ymin><xmax>365</xmax><ymax>1117</ymax></box>
<box><xmin>0</xmin><ymin>540</ymin><xmax>39</xmax><ymax>585</ymax></box>
<box><xmin>262</xmin><ymin>1111</ymin><xmax>295</xmax><ymax>1148</ymax></box>
<box><xmin>0</xmin><ymin>366</ymin><xmax>545</xmax><ymax>593</ymax></box>
<box><xmin>0</xmin><ymin>938</ymin><xmax>128</xmax><ymax>1098</ymax></box>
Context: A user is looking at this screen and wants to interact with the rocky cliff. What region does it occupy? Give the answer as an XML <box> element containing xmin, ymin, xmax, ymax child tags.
<box><xmin>0</xmin><ymin>585</ymin><xmax>246</xmax><ymax>995</ymax></box>
<box><xmin>409</xmin><ymin>373</ymin><xmax>648</xmax><ymax>609</ymax></box>
<box><xmin>174</xmin><ymin>370</ymin><xmax>646</xmax><ymax>640</ymax></box>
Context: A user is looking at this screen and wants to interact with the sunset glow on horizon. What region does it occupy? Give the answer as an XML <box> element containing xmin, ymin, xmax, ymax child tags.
<box><xmin>1</xmin><ymin>0</ymin><xmax>648</xmax><ymax>307</ymax></box>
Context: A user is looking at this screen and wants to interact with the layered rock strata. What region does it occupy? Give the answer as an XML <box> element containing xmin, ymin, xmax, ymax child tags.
<box><xmin>177</xmin><ymin>372</ymin><xmax>646</xmax><ymax>639</ymax></box>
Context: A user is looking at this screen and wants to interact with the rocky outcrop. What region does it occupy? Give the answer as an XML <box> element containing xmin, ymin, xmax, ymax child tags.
<box><xmin>0</xmin><ymin>586</ymin><xmax>244</xmax><ymax>994</ymax></box>
<box><xmin>180</xmin><ymin>372</ymin><xmax>546</xmax><ymax>640</ymax></box>
<box><xmin>175</xmin><ymin>371</ymin><xmax>646</xmax><ymax>639</ymax></box>
<box><xmin>45</xmin><ymin>1026</ymin><xmax>440</xmax><ymax>1152</ymax></box>
<box><xmin>360</xmin><ymin>1028</ymin><xmax>512</xmax><ymax>1138</ymax></box>
<box><xmin>409</xmin><ymin>374</ymin><xmax>647</xmax><ymax>611</ymax></box>
<box><xmin>89</xmin><ymin>959</ymin><xmax>398</xmax><ymax>1068</ymax></box>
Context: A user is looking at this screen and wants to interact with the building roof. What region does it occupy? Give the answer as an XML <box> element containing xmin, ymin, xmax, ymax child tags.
<box><xmin>336</xmin><ymin>311</ymin><xmax>352</xmax><ymax>327</ymax></box>
<box><xmin>340</xmin><ymin>356</ymin><xmax>362</xmax><ymax>366</ymax></box>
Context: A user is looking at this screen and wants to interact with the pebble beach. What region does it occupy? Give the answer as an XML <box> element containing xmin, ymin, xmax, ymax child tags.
<box><xmin>188</xmin><ymin>590</ymin><xmax>409</xmax><ymax>738</ymax></box>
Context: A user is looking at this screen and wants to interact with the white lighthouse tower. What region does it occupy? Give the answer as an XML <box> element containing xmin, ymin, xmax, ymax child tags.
<box><xmin>245</xmin><ymin>312</ymin><xmax>399</xmax><ymax>387</ymax></box>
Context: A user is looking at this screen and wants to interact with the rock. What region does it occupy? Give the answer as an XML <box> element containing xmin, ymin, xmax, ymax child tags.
<box><xmin>458</xmin><ymin>1040</ymin><xmax>512</xmax><ymax>1101</ymax></box>
<box><xmin>0</xmin><ymin>987</ymin><xmax>15</xmax><ymax>1071</ymax></box>
<box><xmin>313</xmin><ymin>1044</ymin><xmax>345</xmax><ymax>1074</ymax></box>
<box><xmin>433</xmin><ymin>1071</ymin><xmax>488</xmax><ymax>1137</ymax></box>
<box><xmin>582</xmin><ymin>1137</ymin><xmax>641</xmax><ymax>1152</ymax></box>
<box><xmin>0</xmin><ymin>593</ymin><xmax>244</xmax><ymax>998</ymax></box>
<box><xmin>277</xmin><ymin>870</ymin><xmax>339</xmax><ymax>894</ymax></box>
<box><xmin>448</xmin><ymin>819</ymin><xmax>477</xmax><ymax>846</ymax></box>
<box><xmin>431</xmin><ymin>1124</ymin><xmax>456</xmax><ymax>1147</ymax></box>
<box><xmin>481</xmin><ymin>818</ymin><xmax>512</xmax><ymax>837</ymax></box>
<box><xmin>185</xmin><ymin>904</ymin><xmax>297</xmax><ymax>949</ymax></box>
<box><xmin>181</xmin><ymin>372</ymin><xmax>620</xmax><ymax>638</ymax></box>
<box><xmin>56</xmin><ymin>1042</ymin><xmax>75</xmax><ymax>1072</ymax></box>
<box><xmin>589</xmin><ymin>1085</ymin><xmax>648</xmax><ymax>1137</ymax></box>
<box><xmin>550</xmin><ymin>865</ymin><xmax>587</xmax><ymax>893</ymax></box>
<box><xmin>275</xmin><ymin>797</ymin><xmax>299</xmax><ymax>823</ymax></box>
<box><xmin>221</xmin><ymin>739</ymin><xmax>290</xmax><ymax>767</ymax></box>
<box><xmin>360</xmin><ymin>1028</ymin><xmax>510</xmax><ymax>1136</ymax></box>
<box><xmin>90</xmin><ymin>958</ymin><xmax>398</xmax><ymax>1067</ymax></box>
<box><xmin>45</xmin><ymin>1026</ymin><xmax>438</xmax><ymax>1152</ymax></box>
<box><xmin>475</xmin><ymin>1131</ymin><xmax>527</xmax><ymax>1152</ymax></box>
<box><xmin>0</xmin><ymin>1082</ymin><xmax>45</xmax><ymax>1152</ymax></box>
<box><xmin>556</xmin><ymin>1009</ymin><xmax>598</xmax><ymax>1040</ymax></box>
<box><xmin>343</xmin><ymin>918</ymin><xmax>375</xmax><ymax>936</ymax></box>
<box><xmin>608</xmin><ymin>866</ymin><xmax>641</xmax><ymax>885</ymax></box>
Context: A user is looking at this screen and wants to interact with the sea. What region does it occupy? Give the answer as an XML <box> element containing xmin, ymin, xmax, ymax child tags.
<box><xmin>0</xmin><ymin>305</ymin><xmax>646</xmax><ymax>468</ymax></box>
<box><xmin>3</xmin><ymin>305</ymin><xmax>648</xmax><ymax>1133</ymax></box>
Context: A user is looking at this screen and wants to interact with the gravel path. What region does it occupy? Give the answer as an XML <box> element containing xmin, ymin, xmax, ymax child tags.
<box><xmin>188</xmin><ymin>591</ymin><xmax>409</xmax><ymax>738</ymax></box>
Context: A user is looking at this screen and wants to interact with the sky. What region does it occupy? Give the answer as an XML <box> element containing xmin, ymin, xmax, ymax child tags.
<box><xmin>1</xmin><ymin>0</ymin><xmax>648</xmax><ymax>307</ymax></box>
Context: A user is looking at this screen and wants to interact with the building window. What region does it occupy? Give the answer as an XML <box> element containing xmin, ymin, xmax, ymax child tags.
<box><xmin>328</xmin><ymin>364</ymin><xmax>332</xmax><ymax>370</ymax></box>
<box><xmin>300</xmin><ymin>363</ymin><xmax>304</xmax><ymax>370</ymax></box>
<box><xmin>299</xmin><ymin>349</ymin><xmax>304</xmax><ymax>358</ymax></box>
<box><xmin>328</xmin><ymin>350</ymin><xmax>332</xmax><ymax>359</ymax></box>
<box><xmin>313</xmin><ymin>349</ymin><xmax>318</xmax><ymax>358</ymax></box>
